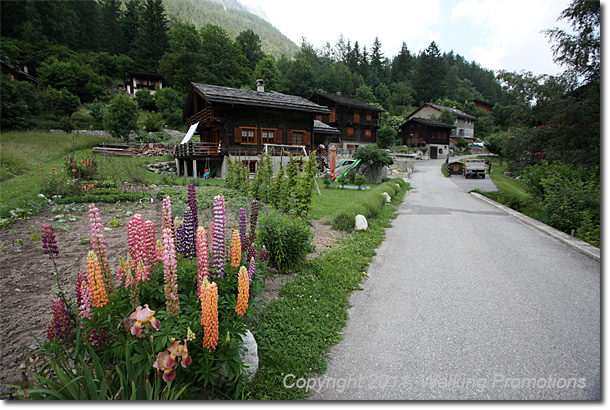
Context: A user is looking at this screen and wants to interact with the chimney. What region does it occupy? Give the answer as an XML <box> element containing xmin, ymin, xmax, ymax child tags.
<box><xmin>256</xmin><ymin>79</ymin><xmax>264</xmax><ymax>92</ymax></box>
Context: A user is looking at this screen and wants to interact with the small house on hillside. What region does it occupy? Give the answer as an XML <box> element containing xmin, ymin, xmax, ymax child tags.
<box><xmin>1</xmin><ymin>60</ymin><xmax>38</xmax><ymax>85</ymax></box>
<box><xmin>406</xmin><ymin>103</ymin><xmax>477</xmax><ymax>142</ymax></box>
<box><xmin>472</xmin><ymin>98</ymin><xmax>493</xmax><ymax>112</ymax></box>
<box><xmin>308</xmin><ymin>91</ymin><xmax>384</xmax><ymax>152</ymax></box>
<box><xmin>125</xmin><ymin>71</ymin><xmax>164</xmax><ymax>97</ymax></box>
<box><xmin>399</xmin><ymin>117</ymin><xmax>455</xmax><ymax>159</ymax></box>
<box><xmin>177</xmin><ymin>81</ymin><xmax>329</xmax><ymax>178</ymax></box>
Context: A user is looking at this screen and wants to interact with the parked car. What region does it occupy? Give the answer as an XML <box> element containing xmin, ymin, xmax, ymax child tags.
<box><xmin>464</xmin><ymin>159</ymin><xmax>487</xmax><ymax>179</ymax></box>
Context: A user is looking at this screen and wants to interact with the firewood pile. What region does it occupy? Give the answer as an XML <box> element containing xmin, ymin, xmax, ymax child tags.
<box><xmin>93</xmin><ymin>143</ymin><xmax>175</xmax><ymax>157</ymax></box>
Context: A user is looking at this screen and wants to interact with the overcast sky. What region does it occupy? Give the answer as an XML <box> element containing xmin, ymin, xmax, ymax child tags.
<box><xmin>238</xmin><ymin>0</ymin><xmax>578</xmax><ymax>76</ymax></box>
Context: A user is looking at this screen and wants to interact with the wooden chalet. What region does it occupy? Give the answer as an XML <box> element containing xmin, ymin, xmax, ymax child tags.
<box><xmin>399</xmin><ymin>117</ymin><xmax>455</xmax><ymax>159</ymax></box>
<box><xmin>124</xmin><ymin>71</ymin><xmax>164</xmax><ymax>97</ymax></box>
<box><xmin>406</xmin><ymin>103</ymin><xmax>477</xmax><ymax>142</ymax></box>
<box><xmin>308</xmin><ymin>91</ymin><xmax>383</xmax><ymax>151</ymax></box>
<box><xmin>1</xmin><ymin>60</ymin><xmax>38</xmax><ymax>85</ymax></box>
<box><xmin>178</xmin><ymin>81</ymin><xmax>330</xmax><ymax>178</ymax></box>
<box><xmin>472</xmin><ymin>98</ymin><xmax>493</xmax><ymax>112</ymax></box>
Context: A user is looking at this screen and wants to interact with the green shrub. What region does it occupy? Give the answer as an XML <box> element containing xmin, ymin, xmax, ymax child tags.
<box><xmin>40</xmin><ymin>170</ymin><xmax>81</xmax><ymax>198</ymax></box>
<box><xmin>144</xmin><ymin>112</ymin><xmax>163</xmax><ymax>132</ymax></box>
<box><xmin>354</xmin><ymin>174</ymin><xmax>366</xmax><ymax>189</ymax></box>
<box><xmin>257</xmin><ymin>211</ymin><xmax>312</xmax><ymax>274</ymax></box>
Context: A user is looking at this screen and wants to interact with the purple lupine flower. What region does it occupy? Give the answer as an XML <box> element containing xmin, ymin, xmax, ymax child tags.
<box><xmin>239</xmin><ymin>208</ymin><xmax>247</xmax><ymax>253</ymax></box>
<box><xmin>247</xmin><ymin>256</ymin><xmax>256</xmax><ymax>283</ymax></box>
<box><xmin>248</xmin><ymin>200</ymin><xmax>259</xmax><ymax>244</ymax></box>
<box><xmin>248</xmin><ymin>242</ymin><xmax>257</xmax><ymax>263</ymax></box>
<box><xmin>260</xmin><ymin>245</ymin><xmax>268</xmax><ymax>262</ymax></box>
<box><xmin>46</xmin><ymin>297</ymin><xmax>74</xmax><ymax>344</ymax></box>
<box><xmin>187</xmin><ymin>184</ymin><xmax>198</xmax><ymax>229</ymax></box>
<box><xmin>211</xmin><ymin>194</ymin><xmax>226</xmax><ymax>279</ymax></box>
<box><xmin>180</xmin><ymin>206</ymin><xmax>196</xmax><ymax>259</ymax></box>
<box><xmin>41</xmin><ymin>224</ymin><xmax>59</xmax><ymax>259</ymax></box>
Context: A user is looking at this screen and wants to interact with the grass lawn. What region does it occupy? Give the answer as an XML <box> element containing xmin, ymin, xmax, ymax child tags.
<box><xmin>250</xmin><ymin>179</ymin><xmax>408</xmax><ymax>399</ymax></box>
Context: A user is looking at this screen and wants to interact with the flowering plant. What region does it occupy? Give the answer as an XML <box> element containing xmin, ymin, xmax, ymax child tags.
<box><xmin>20</xmin><ymin>193</ymin><xmax>266</xmax><ymax>400</ymax></box>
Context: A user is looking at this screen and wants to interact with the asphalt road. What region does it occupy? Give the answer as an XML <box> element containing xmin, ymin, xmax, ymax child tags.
<box><xmin>309</xmin><ymin>159</ymin><xmax>600</xmax><ymax>400</ymax></box>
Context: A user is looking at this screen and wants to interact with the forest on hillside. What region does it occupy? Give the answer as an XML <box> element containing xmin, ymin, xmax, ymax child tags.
<box><xmin>1</xmin><ymin>0</ymin><xmax>599</xmax><ymax>166</ymax></box>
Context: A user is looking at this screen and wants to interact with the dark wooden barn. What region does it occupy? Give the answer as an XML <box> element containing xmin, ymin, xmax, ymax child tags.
<box><xmin>308</xmin><ymin>91</ymin><xmax>383</xmax><ymax>151</ymax></box>
<box><xmin>177</xmin><ymin>82</ymin><xmax>329</xmax><ymax>178</ymax></box>
<box><xmin>399</xmin><ymin>117</ymin><xmax>455</xmax><ymax>159</ymax></box>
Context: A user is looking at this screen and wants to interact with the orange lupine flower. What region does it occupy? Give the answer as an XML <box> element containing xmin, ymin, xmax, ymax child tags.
<box><xmin>230</xmin><ymin>230</ymin><xmax>241</xmax><ymax>268</ymax></box>
<box><xmin>235</xmin><ymin>266</ymin><xmax>249</xmax><ymax>316</ymax></box>
<box><xmin>200</xmin><ymin>277</ymin><xmax>219</xmax><ymax>352</ymax></box>
<box><xmin>86</xmin><ymin>251</ymin><xmax>108</xmax><ymax>308</ymax></box>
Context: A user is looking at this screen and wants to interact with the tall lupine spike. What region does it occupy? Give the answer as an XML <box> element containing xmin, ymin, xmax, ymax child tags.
<box><xmin>143</xmin><ymin>220</ymin><xmax>157</xmax><ymax>275</ymax></box>
<box><xmin>162</xmin><ymin>196</ymin><xmax>173</xmax><ymax>232</ymax></box>
<box><xmin>247</xmin><ymin>256</ymin><xmax>256</xmax><ymax>283</ymax></box>
<box><xmin>230</xmin><ymin>230</ymin><xmax>241</xmax><ymax>268</ymax></box>
<box><xmin>162</xmin><ymin>228</ymin><xmax>179</xmax><ymax>317</ymax></box>
<box><xmin>235</xmin><ymin>266</ymin><xmax>249</xmax><ymax>316</ymax></box>
<box><xmin>260</xmin><ymin>245</ymin><xmax>268</xmax><ymax>262</ymax></box>
<box><xmin>248</xmin><ymin>200</ymin><xmax>259</xmax><ymax>244</ymax></box>
<box><xmin>187</xmin><ymin>184</ymin><xmax>199</xmax><ymax>229</ymax></box>
<box><xmin>248</xmin><ymin>242</ymin><xmax>257</xmax><ymax>263</ymax></box>
<box><xmin>196</xmin><ymin>226</ymin><xmax>209</xmax><ymax>298</ymax></box>
<box><xmin>180</xmin><ymin>207</ymin><xmax>196</xmax><ymax>259</ymax></box>
<box><xmin>41</xmin><ymin>224</ymin><xmax>59</xmax><ymax>259</ymax></box>
<box><xmin>239</xmin><ymin>208</ymin><xmax>247</xmax><ymax>253</ymax></box>
<box><xmin>88</xmin><ymin>204</ymin><xmax>114</xmax><ymax>293</ymax></box>
<box><xmin>75</xmin><ymin>270</ymin><xmax>93</xmax><ymax>322</ymax></box>
<box><xmin>155</xmin><ymin>239</ymin><xmax>164</xmax><ymax>264</ymax></box>
<box><xmin>200</xmin><ymin>277</ymin><xmax>219</xmax><ymax>352</ymax></box>
<box><xmin>128</xmin><ymin>214</ymin><xmax>145</xmax><ymax>269</ymax></box>
<box><xmin>211</xmin><ymin>194</ymin><xmax>226</xmax><ymax>279</ymax></box>
<box><xmin>46</xmin><ymin>297</ymin><xmax>75</xmax><ymax>344</ymax></box>
<box><xmin>86</xmin><ymin>251</ymin><xmax>109</xmax><ymax>308</ymax></box>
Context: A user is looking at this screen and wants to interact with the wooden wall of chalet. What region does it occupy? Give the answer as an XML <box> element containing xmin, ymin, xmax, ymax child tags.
<box><xmin>212</xmin><ymin>104</ymin><xmax>315</xmax><ymax>156</ymax></box>
<box><xmin>310</xmin><ymin>93</ymin><xmax>379</xmax><ymax>145</ymax></box>
<box><xmin>400</xmin><ymin>123</ymin><xmax>451</xmax><ymax>145</ymax></box>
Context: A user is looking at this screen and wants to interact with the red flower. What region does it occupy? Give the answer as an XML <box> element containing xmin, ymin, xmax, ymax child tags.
<box><xmin>72</xmin><ymin>169</ymin><xmax>77</xmax><ymax>173</ymax></box>
<box><xmin>51</xmin><ymin>168</ymin><xmax>56</xmax><ymax>171</ymax></box>
<box><xmin>39</xmin><ymin>168</ymin><xmax>43</xmax><ymax>171</ymax></box>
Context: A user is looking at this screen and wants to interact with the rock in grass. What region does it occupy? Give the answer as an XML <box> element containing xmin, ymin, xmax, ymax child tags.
<box><xmin>382</xmin><ymin>192</ymin><xmax>391</xmax><ymax>204</ymax></box>
<box><xmin>355</xmin><ymin>214</ymin><xmax>368</xmax><ymax>231</ymax></box>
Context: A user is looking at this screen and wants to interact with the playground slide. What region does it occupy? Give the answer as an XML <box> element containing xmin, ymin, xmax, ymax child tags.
<box><xmin>338</xmin><ymin>158</ymin><xmax>361</xmax><ymax>178</ymax></box>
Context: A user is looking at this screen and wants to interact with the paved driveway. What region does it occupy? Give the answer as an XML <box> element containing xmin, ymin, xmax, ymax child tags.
<box><xmin>310</xmin><ymin>159</ymin><xmax>600</xmax><ymax>400</ymax></box>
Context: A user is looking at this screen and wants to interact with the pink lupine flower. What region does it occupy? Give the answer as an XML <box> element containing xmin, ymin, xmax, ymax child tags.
<box><xmin>88</xmin><ymin>204</ymin><xmax>113</xmax><ymax>293</ymax></box>
<box><xmin>162</xmin><ymin>228</ymin><xmax>179</xmax><ymax>317</ymax></box>
<box><xmin>129</xmin><ymin>304</ymin><xmax>161</xmax><ymax>337</ymax></box>
<box><xmin>41</xmin><ymin>224</ymin><xmax>59</xmax><ymax>259</ymax></box>
<box><xmin>46</xmin><ymin>297</ymin><xmax>75</xmax><ymax>344</ymax></box>
<box><xmin>153</xmin><ymin>351</ymin><xmax>176</xmax><ymax>382</ymax></box>
<box><xmin>196</xmin><ymin>226</ymin><xmax>209</xmax><ymax>298</ymax></box>
<box><xmin>211</xmin><ymin>194</ymin><xmax>226</xmax><ymax>278</ymax></box>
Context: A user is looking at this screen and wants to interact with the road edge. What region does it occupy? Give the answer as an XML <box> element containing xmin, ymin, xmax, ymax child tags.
<box><xmin>470</xmin><ymin>192</ymin><xmax>600</xmax><ymax>262</ymax></box>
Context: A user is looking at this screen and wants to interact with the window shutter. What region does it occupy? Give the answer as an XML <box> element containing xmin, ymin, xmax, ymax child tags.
<box><xmin>303</xmin><ymin>132</ymin><xmax>311</xmax><ymax>146</ymax></box>
<box><xmin>274</xmin><ymin>130</ymin><xmax>283</xmax><ymax>144</ymax></box>
<box><xmin>286</xmin><ymin>130</ymin><xmax>293</xmax><ymax>144</ymax></box>
<box><xmin>233</xmin><ymin>128</ymin><xmax>242</xmax><ymax>143</ymax></box>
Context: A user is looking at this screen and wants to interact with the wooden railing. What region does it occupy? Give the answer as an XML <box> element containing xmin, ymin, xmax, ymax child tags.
<box><xmin>175</xmin><ymin>141</ymin><xmax>221</xmax><ymax>158</ymax></box>
<box><xmin>317</xmin><ymin>114</ymin><xmax>378</xmax><ymax>127</ymax></box>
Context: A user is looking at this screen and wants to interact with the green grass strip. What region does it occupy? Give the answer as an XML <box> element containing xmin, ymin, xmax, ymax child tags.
<box><xmin>249</xmin><ymin>185</ymin><xmax>406</xmax><ymax>400</ymax></box>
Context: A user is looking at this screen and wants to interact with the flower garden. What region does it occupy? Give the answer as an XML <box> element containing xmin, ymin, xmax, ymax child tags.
<box><xmin>1</xmin><ymin>145</ymin><xmax>410</xmax><ymax>400</ymax></box>
<box><xmin>11</xmin><ymin>184</ymin><xmax>268</xmax><ymax>399</ymax></box>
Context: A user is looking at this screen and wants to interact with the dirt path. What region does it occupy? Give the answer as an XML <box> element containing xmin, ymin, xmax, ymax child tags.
<box><xmin>0</xmin><ymin>192</ymin><xmax>341</xmax><ymax>396</ymax></box>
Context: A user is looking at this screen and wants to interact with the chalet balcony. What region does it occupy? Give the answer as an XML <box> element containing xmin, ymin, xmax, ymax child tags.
<box><xmin>317</xmin><ymin>114</ymin><xmax>379</xmax><ymax>127</ymax></box>
<box><xmin>175</xmin><ymin>141</ymin><xmax>221</xmax><ymax>158</ymax></box>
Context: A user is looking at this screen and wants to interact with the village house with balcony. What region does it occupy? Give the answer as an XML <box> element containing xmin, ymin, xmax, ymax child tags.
<box><xmin>308</xmin><ymin>91</ymin><xmax>384</xmax><ymax>153</ymax></box>
<box><xmin>177</xmin><ymin>81</ymin><xmax>329</xmax><ymax>178</ymax></box>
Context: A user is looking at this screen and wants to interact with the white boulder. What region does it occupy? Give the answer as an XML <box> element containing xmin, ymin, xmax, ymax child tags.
<box><xmin>355</xmin><ymin>214</ymin><xmax>368</xmax><ymax>231</ymax></box>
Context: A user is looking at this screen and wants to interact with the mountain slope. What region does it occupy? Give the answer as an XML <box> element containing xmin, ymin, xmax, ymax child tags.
<box><xmin>163</xmin><ymin>0</ymin><xmax>298</xmax><ymax>59</ymax></box>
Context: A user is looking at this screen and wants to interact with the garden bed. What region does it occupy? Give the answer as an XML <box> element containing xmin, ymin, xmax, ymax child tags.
<box><xmin>0</xmin><ymin>189</ymin><xmax>341</xmax><ymax>397</ymax></box>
